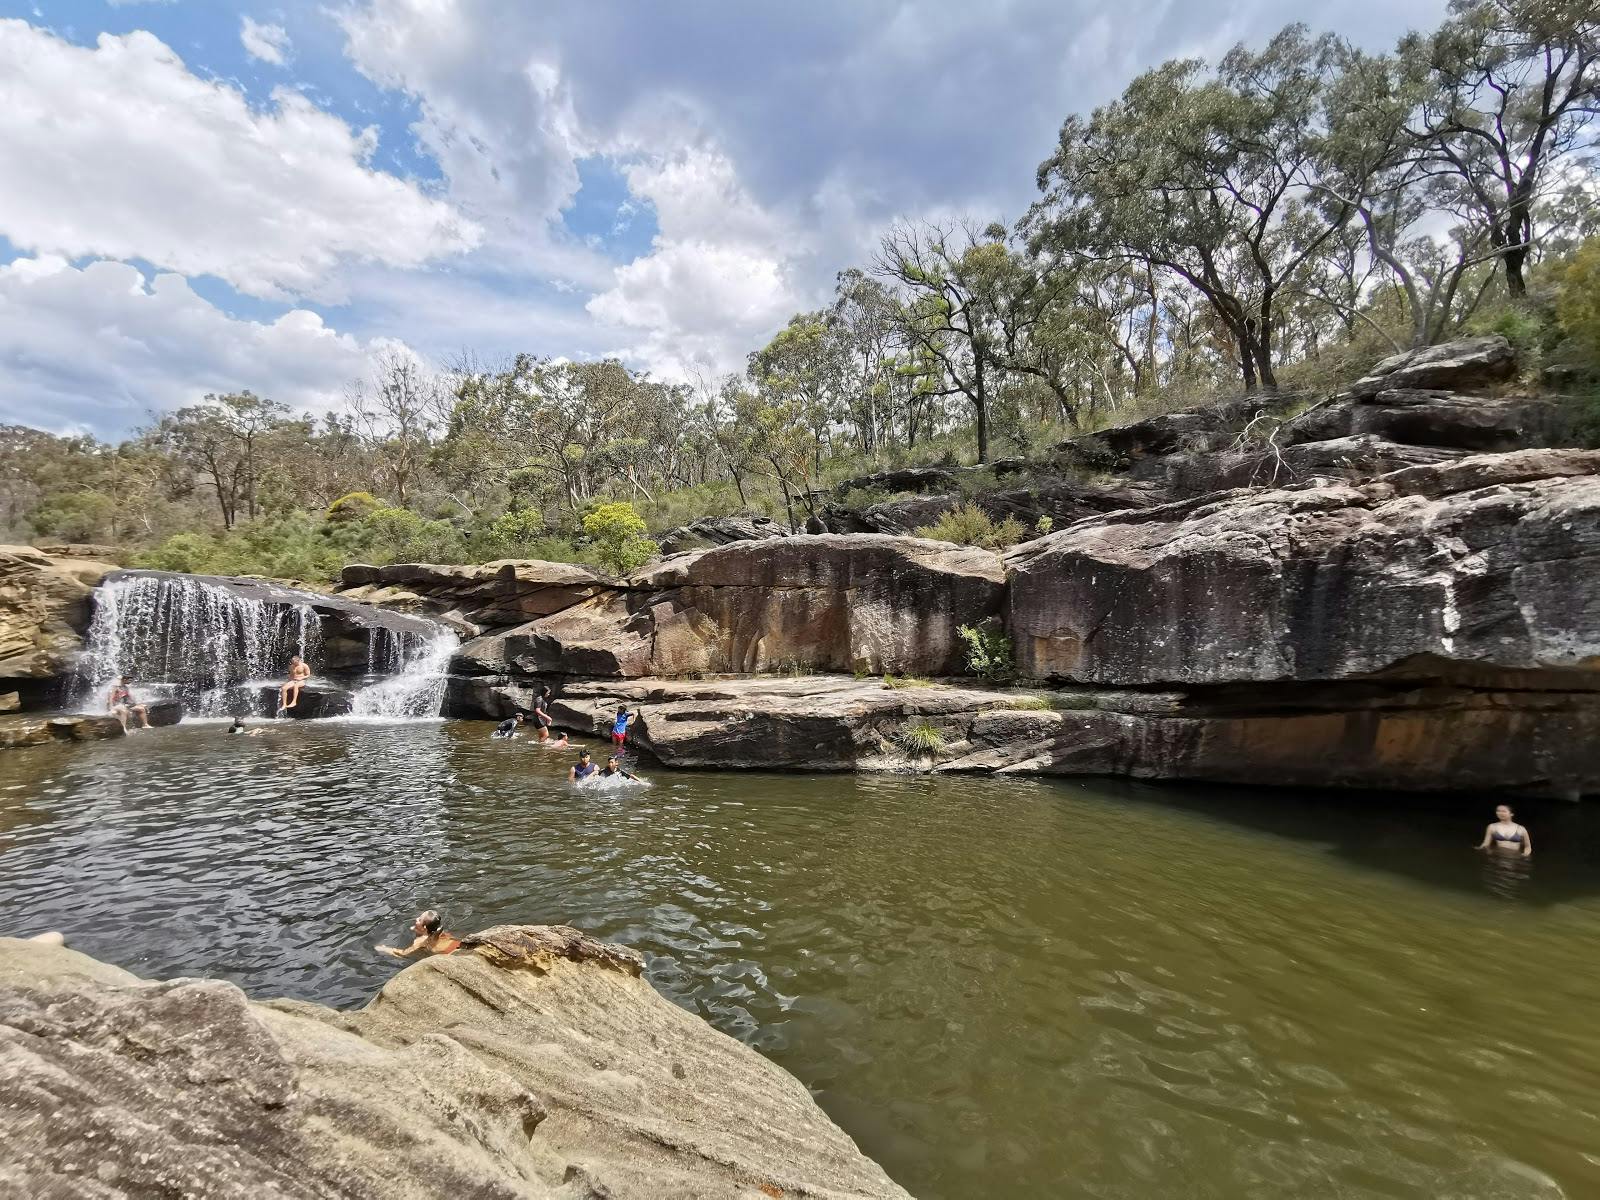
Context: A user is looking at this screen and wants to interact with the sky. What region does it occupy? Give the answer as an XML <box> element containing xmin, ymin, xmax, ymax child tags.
<box><xmin>0</xmin><ymin>0</ymin><xmax>1449</xmax><ymax>438</ymax></box>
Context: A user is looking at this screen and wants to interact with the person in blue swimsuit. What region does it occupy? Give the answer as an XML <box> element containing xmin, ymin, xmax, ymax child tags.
<box><xmin>1476</xmin><ymin>804</ymin><xmax>1532</xmax><ymax>857</ymax></box>
<box><xmin>610</xmin><ymin>706</ymin><xmax>638</xmax><ymax>752</ymax></box>
<box><xmin>569</xmin><ymin>749</ymin><xmax>598</xmax><ymax>782</ymax></box>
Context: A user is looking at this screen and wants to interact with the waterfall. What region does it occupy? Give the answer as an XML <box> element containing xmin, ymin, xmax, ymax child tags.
<box><xmin>76</xmin><ymin>572</ymin><xmax>454</xmax><ymax>720</ymax></box>
<box><xmin>349</xmin><ymin>626</ymin><xmax>459</xmax><ymax>720</ymax></box>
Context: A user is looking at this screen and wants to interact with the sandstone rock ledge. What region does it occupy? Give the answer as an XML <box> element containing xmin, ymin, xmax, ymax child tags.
<box><xmin>0</xmin><ymin>927</ymin><xmax>909</xmax><ymax>1199</ymax></box>
<box><xmin>472</xmin><ymin>676</ymin><xmax>1597</xmax><ymax>796</ymax></box>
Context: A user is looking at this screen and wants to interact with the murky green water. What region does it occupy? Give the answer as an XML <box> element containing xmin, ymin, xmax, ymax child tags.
<box><xmin>3</xmin><ymin>721</ymin><xmax>1598</xmax><ymax>1198</ymax></box>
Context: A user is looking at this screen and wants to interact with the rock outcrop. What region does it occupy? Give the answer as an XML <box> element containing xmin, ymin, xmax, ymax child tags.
<box><xmin>1004</xmin><ymin>448</ymin><xmax>1600</xmax><ymax>688</ymax></box>
<box><xmin>533</xmin><ymin>675</ymin><xmax>1598</xmax><ymax>796</ymax></box>
<box><xmin>339</xmin><ymin>560</ymin><xmax>608</xmax><ymax>634</ymax></box>
<box><xmin>658</xmin><ymin>515</ymin><xmax>789</xmax><ymax>556</ymax></box>
<box><xmin>0</xmin><ymin>931</ymin><xmax>906</xmax><ymax>1199</ymax></box>
<box><xmin>0</xmin><ymin>712</ymin><xmax>125</xmax><ymax>749</ymax></box>
<box><xmin>0</xmin><ymin>545</ymin><xmax>118</xmax><ymax>681</ymax></box>
<box><xmin>455</xmin><ymin>536</ymin><xmax>1007</xmax><ymax>680</ymax></box>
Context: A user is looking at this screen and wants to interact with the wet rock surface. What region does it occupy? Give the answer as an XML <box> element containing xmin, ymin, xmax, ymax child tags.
<box><xmin>0</xmin><ymin>932</ymin><xmax>908</xmax><ymax>1199</ymax></box>
<box><xmin>0</xmin><ymin>712</ymin><xmax>125</xmax><ymax>748</ymax></box>
<box><xmin>0</xmin><ymin>545</ymin><xmax>117</xmax><ymax>680</ymax></box>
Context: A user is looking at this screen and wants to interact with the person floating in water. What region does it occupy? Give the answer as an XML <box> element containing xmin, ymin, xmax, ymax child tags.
<box><xmin>227</xmin><ymin>715</ymin><xmax>268</xmax><ymax>737</ymax></box>
<box><xmin>570</xmin><ymin>749</ymin><xmax>598</xmax><ymax>782</ymax></box>
<box><xmin>599</xmin><ymin>754</ymin><xmax>641</xmax><ymax>782</ymax></box>
<box><xmin>375</xmin><ymin>910</ymin><xmax>463</xmax><ymax>958</ymax></box>
<box><xmin>492</xmin><ymin>712</ymin><xmax>525</xmax><ymax>739</ymax></box>
<box><xmin>610</xmin><ymin>705</ymin><xmax>638</xmax><ymax>751</ymax></box>
<box><xmin>1476</xmin><ymin>804</ymin><xmax>1532</xmax><ymax>857</ymax></box>
<box><xmin>531</xmin><ymin>685</ymin><xmax>555</xmax><ymax>742</ymax></box>
<box><xmin>107</xmin><ymin>676</ymin><xmax>151</xmax><ymax>731</ymax></box>
<box><xmin>541</xmin><ymin>731</ymin><xmax>570</xmax><ymax>749</ymax></box>
<box><xmin>277</xmin><ymin>655</ymin><xmax>311</xmax><ymax>715</ymax></box>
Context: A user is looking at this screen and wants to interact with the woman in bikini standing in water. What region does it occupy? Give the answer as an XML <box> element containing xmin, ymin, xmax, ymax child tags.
<box><xmin>375</xmin><ymin>910</ymin><xmax>463</xmax><ymax>958</ymax></box>
<box><xmin>1476</xmin><ymin>804</ymin><xmax>1532</xmax><ymax>858</ymax></box>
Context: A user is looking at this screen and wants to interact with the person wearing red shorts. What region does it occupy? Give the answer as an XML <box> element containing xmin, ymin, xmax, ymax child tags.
<box><xmin>610</xmin><ymin>705</ymin><xmax>637</xmax><ymax>750</ymax></box>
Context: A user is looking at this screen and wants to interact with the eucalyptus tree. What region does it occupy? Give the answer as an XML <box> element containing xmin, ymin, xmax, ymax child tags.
<box><xmin>875</xmin><ymin>219</ymin><xmax>1015</xmax><ymax>462</ymax></box>
<box><xmin>147</xmin><ymin>391</ymin><xmax>295</xmax><ymax>529</ymax></box>
<box><xmin>1032</xmin><ymin>25</ymin><xmax>1357</xmax><ymax>390</ymax></box>
<box><xmin>1399</xmin><ymin>0</ymin><xmax>1599</xmax><ymax>299</ymax></box>
<box><xmin>828</xmin><ymin>269</ymin><xmax>903</xmax><ymax>456</ymax></box>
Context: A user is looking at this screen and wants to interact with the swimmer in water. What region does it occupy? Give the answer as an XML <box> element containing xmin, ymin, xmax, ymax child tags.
<box><xmin>1476</xmin><ymin>804</ymin><xmax>1532</xmax><ymax>857</ymax></box>
<box><xmin>227</xmin><ymin>715</ymin><xmax>268</xmax><ymax>737</ymax></box>
<box><xmin>541</xmin><ymin>731</ymin><xmax>570</xmax><ymax>749</ymax></box>
<box><xmin>278</xmin><ymin>655</ymin><xmax>311</xmax><ymax>715</ymax></box>
<box><xmin>570</xmin><ymin>749</ymin><xmax>598</xmax><ymax>782</ymax></box>
<box><xmin>491</xmin><ymin>712</ymin><xmax>525</xmax><ymax>739</ymax></box>
<box><xmin>375</xmin><ymin>910</ymin><xmax>462</xmax><ymax>958</ymax></box>
<box><xmin>599</xmin><ymin>754</ymin><xmax>641</xmax><ymax>782</ymax></box>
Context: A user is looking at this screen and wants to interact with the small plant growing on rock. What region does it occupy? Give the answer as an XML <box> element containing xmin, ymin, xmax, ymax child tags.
<box><xmin>1005</xmin><ymin>695</ymin><xmax>1051</xmax><ymax>710</ymax></box>
<box><xmin>914</xmin><ymin>503</ymin><xmax>1024</xmax><ymax>550</ymax></box>
<box><xmin>897</xmin><ymin>720</ymin><xmax>947</xmax><ymax>758</ymax></box>
<box><xmin>883</xmin><ymin>674</ymin><xmax>933</xmax><ymax>689</ymax></box>
<box><xmin>958</xmin><ymin>621</ymin><xmax>1015</xmax><ymax>681</ymax></box>
<box><xmin>1035</xmin><ymin>515</ymin><xmax>1054</xmax><ymax>536</ymax></box>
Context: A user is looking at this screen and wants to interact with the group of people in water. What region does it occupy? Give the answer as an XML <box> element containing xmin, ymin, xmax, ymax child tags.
<box><xmin>490</xmin><ymin>684</ymin><xmax>646</xmax><ymax>784</ymax></box>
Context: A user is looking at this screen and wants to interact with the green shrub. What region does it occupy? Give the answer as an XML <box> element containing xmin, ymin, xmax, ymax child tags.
<box><xmin>582</xmin><ymin>501</ymin><xmax>660</xmax><ymax>575</ymax></box>
<box><xmin>958</xmin><ymin>621</ymin><xmax>1015</xmax><ymax>680</ymax></box>
<box><xmin>358</xmin><ymin>507</ymin><xmax>468</xmax><ymax>565</ymax></box>
<box><xmin>1557</xmin><ymin>238</ymin><xmax>1600</xmax><ymax>364</ymax></box>
<box><xmin>896</xmin><ymin>720</ymin><xmax>947</xmax><ymax>758</ymax></box>
<box><xmin>914</xmin><ymin>503</ymin><xmax>1024</xmax><ymax>549</ymax></box>
<box><xmin>1035</xmin><ymin>515</ymin><xmax>1054</xmax><ymax>536</ymax></box>
<box><xmin>325</xmin><ymin>491</ymin><xmax>383</xmax><ymax>523</ymax></box>
<box><xmin>133</xmin><ymin>532</ymin><xmax>221</xmax><ymax>574</ymax></box>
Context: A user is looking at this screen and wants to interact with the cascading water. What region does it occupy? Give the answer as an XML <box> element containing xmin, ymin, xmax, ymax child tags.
<box><xmin>349</xmin><ymin>626</ymin><xmax>459</xmax><ymax>720</ymax></box>
<box><xmin>76</xmin><ymin>572</ymin><xmax>455</xmax><ymax>720</ymax></box>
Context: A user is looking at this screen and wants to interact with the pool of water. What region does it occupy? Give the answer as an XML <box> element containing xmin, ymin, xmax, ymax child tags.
<box><xmin>4</xmin><ymin>721</ymin><xmax>1599</xmax><ymax>1199</ymax></box>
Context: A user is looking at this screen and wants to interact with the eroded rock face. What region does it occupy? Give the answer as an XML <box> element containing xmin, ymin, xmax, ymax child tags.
<box><xmin>0</xmin><ymin>713</ymin><xmax>125</xmax><ymax>749</ymax></box>
<box><xmin>0</xmin><ymin>545</ymin><xmax>118</xmax><ymax>679</ymax></box>
<box><xmin>1004</xmin><ymin>449</ymin><xmax>1600</xmax><ymax>687</ymax></box>
<box><xmin>338</xmin><ymin>560</ymin><xmax>608</xmax><ymax>633</ymax></box>
<box><xmin>1347</xmin><ymin>334</ymin><xmax>1516</xmax><ymax>397</ymax></box>
<box><xmin>543</xmin><ymin>675</ymin><xmax>1599</xmax><ymax>795</ymax></box>
<box><xmin>657</xmin><ymin>515</ymin><xmax>788</xmax><ymax>556</ymax></box>
<box><xmin>468</xmin><ymin>535</ymin><xmax>1007</xmax><ymax>679</ymax></box>
<box><xmin>0</xmin><ymin>933</ymin><xmax>908</xmax><ymax>1199</ymax></box>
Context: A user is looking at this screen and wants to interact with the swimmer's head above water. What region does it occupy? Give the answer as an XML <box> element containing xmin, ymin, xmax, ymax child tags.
<box><xmin>414</xmin><ymin>909</ymin><xmax>443</xmax><ymax>936</ymax></box>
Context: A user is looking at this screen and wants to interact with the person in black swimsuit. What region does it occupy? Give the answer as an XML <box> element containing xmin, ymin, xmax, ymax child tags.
<box><xmin>599</xmin><ymin>755</ymin><xmax>641</xmax><ymax>782</ymax></box>
<box><xmin>491</xmin><ymin>713</ymin><xmax>525</xmax><ymax>739</ymax></box>
<box><xmin>1476</xmin><ymin>804</ymin><xmax>1532</xmax><ymax>857</ymax></box>
<box><xmin>531</xmin><ymin>685</ymin><xmax>554</xmax><ymax>742</ymax></box>
<box><xmin>569</xmin><ymin>749</ymin><xmax>598</xmax><ymax>782</ymax></box>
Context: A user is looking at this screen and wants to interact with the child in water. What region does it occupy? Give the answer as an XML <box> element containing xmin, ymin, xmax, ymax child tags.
<box><xmin>375</xmin><ymin>910</ymin><xmax>462</xmax><ymax>957</ymax></box>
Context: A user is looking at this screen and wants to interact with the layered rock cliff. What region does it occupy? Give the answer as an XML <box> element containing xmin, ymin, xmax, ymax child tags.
<box><xmin>0</xmin><ymin>928</ymin><xmax>908</xmax><ymax>1199</ymax></box>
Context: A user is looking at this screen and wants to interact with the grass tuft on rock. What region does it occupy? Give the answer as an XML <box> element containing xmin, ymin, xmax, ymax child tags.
<box><xmin>896</xmin><ymin>720</ymin><xmax>947</xmax><ymax>758</ymax></box>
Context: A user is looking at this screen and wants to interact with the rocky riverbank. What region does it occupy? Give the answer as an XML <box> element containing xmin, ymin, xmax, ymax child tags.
<box><xmin>5</xmin><ymin>337</ymin><xmax>1597</xmax><ymax>794</ymax></box>
<box><xmin>0</xmin><ymin>928</ymin><xmax>908</xmax><ymax>1198</ymax></box>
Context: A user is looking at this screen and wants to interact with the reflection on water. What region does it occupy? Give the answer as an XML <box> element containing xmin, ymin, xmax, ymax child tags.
<box><xmin>3</xmin><ymin>724</ymin><xmax>1599</xmax><ymax>1200</ymax></box>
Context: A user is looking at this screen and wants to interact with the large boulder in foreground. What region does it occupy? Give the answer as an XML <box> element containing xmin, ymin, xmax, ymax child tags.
<box><xmin>0</xmin><ymin>930</ymin><xmax>908</xmax><ymax>1199</ymax></box>
<box><xmin>1005</xmin><ymin>449</ymin><xmax>1600</xmax><ymax>687</ymax></box>
<box><xmin>475</xmin><ymin>535</ymin><xmax>1007</xmax><ymax>678</ymax></box>
<box><xmin>0</xmin><ymin>545</ymin><xmax>118</xmax><ymax>679</ymax></box>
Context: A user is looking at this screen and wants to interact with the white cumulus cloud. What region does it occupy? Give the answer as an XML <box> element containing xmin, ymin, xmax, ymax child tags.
<box><xmin>240</xmin><ymin>17</ymin><xmax>291</xmax><ymax>67</ymax></box>
<box><xmin>0</xmin><ymin>20</ymin><xmax>480</xmax><ymax>302</ymax></box>
<box><xmin>0</xmin><ymin>256</ymin><xmax>402</xmax><ymax>435</ymax></box>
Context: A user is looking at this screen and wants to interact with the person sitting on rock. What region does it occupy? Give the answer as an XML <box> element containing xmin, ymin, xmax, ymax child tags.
<box><xmin>277</xmin><ymin>655</ymin><xmax>311</xmax><ymax>715</ymax></box>
<box><xmin>107</xmin><ymin>676</ymin><xmax>150</xmax><ymax>731</ymax></box>
<box><xmin>376</xmin><ymin>910</ymin><xmax>462</xmax><ymax>958</ymax></box>
<box><xmin>492</xmin><ymin>712</ymin><xmax>525</xmax><ymax>739</ymax></box>
<box><xmin>531</xmin><ymin>685</ymin><xmax>555</xmax><ymax>742</ymax></box>
<box><xmin>570</xmin><ymin>749</ymin><xmax>598</xmax><ymax>782</ymax></box>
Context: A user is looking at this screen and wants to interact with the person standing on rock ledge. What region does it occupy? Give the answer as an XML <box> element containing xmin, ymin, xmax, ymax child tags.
<box><xmin>610</xmin><ymin>705</ymin><xmax>639</xmax><ymax>752</ymax></box>
<box><xmin>531</xmin><ymin>685</ymin><xmax>555</xmax><ymax>741</ymax></box>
